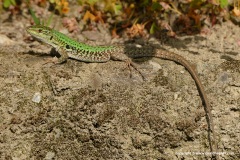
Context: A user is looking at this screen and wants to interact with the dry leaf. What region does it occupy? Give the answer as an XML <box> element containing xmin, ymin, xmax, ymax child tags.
<box><xmin>233</xmin><ymin>6</ymin><xmax>240</xmax><ymax>17</ymax></box>
<box><xmin>83</xmin><ymin>10</ymin><xmax>96</xmax><ymax>22</ymax></box>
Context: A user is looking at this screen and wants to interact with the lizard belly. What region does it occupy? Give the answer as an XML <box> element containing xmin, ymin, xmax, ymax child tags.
<box><xmin>67</xmin><ymin>50</ymin><xmax>110</xmax><ymax>62</ymax></box>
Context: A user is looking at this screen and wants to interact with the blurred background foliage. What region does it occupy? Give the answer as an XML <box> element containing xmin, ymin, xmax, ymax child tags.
<box><xmin>1</xmin><ymin>0</ymin><xmax>240</xmax><ymax>37</ymax></box>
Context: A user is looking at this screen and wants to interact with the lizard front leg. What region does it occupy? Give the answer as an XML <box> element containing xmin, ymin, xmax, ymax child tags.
<box><xmin>56</xmin><ymin>47</ymin><xmax>69</xmax><ymax>63</ymax></box>
<box><xmin>43</xmin><ymin>47</ymin><xmax>69</xmax><ymax>65</ymax></box>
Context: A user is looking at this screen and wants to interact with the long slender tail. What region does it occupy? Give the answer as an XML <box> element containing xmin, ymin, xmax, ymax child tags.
<box><xmin>126</xmin><ymin>46</ymin><xmax>217</xmax><ymax>155</ymax></box>
<box><xmin>112</xmin><ymin>45</ymin><xmax>217</xmax><ymax>156</ymax></box>
<box><xmin>154</xmin><ymin>49</ymin><xmax>217</xmax><ymax>156</ymax></box>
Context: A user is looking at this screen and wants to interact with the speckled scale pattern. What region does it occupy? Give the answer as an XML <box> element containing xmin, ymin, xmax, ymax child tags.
<box><xmin>51</xmin><ymin>29</ymin><xmax>113</xmax><ymax>62</ymax></box>
<box><xmin>26</xmin><ymin>25</ymin><xmax>113</xmax><ymax>62</ymax></box>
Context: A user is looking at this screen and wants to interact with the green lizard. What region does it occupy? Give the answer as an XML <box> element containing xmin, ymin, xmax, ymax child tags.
<box><xmin>26</xmin><ymin>25</ymin><xmax>217</xmax><ymax>155</ymax></box>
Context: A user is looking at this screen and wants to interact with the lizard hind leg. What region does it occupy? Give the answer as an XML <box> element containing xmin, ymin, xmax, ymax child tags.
<box><xmin>110</xmin><ymin>51</ymin><xmax>145</xmax><ymax>80</ymax></box>
<box><xmin>125</xmin><ymin>59</ymin><xmax>146</xmax><ymax>81</ymax></box>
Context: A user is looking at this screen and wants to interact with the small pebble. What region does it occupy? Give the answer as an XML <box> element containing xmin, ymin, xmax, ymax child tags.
<box><xmin>45</xmin><ymin>151</ymin><xmax>55</xmax><ymax>160</ymax></box>
<box><xmin>32</xmin><ymin>92</ymin><xmax>41</xmax><ymax>103</ymax></box>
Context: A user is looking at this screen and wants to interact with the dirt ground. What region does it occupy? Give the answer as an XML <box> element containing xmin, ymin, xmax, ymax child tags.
<box><xmin>0</xmin><ymin>12</ymin><xmax>239</xmax><ymax>160</ymax></box>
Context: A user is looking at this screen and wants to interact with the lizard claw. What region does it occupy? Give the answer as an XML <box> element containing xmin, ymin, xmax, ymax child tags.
<box><xmin>42</xmin><ymin>56</ymin><xmax>66</xmax><ymax>67</ymax></box>
<box><xmin>125</xmin><ymin>59</ymin><xmax>146</xmax><ymax>81</ymax></box>
<box><xmin>42</xmin><ymin>57</ymin><xmax>58</xmax><ymax>65</ymax></box>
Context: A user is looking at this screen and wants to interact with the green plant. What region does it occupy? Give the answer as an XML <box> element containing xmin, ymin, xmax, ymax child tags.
<box><xmin>29</xmin><ymin>7</ymin><xmax>54</xmax><ymax>26</ymax></box>
<box><xmin>3</xmin><ymin>0</ymin><xmax>16</xmax><ymax>8</ymax></box>
<box><xmin>29</xmin><ymin>8</ymin><xmax>41</xmax><ymax>25</ymax></box>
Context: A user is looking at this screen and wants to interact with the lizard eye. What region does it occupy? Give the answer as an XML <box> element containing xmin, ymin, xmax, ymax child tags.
<box><xmin>50</xmin><ymin>36</ymin><xmax>53</xmax><ymax>40</ymax></box>
<box><xmin>66</xmin><ymin>45</ymin><xmax>70</xmax><ymax>49</ymax></box>
<box><xmin>38</xmin><ymin>29</ymin><xmax>42</xmax><ymax>33</ymax></box>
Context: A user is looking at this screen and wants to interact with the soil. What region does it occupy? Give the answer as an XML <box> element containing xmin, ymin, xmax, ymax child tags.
<box><xmin>0</xmin><ymin>11</ymin><xmax>239</xmax><ymax>160</ymax></box>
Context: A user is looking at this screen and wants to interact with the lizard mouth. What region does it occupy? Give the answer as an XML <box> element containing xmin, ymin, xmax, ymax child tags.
<box><xmin>26</xmin><ymin>26</ymin><xmax>36</xmax><ymax>37</ymax></box>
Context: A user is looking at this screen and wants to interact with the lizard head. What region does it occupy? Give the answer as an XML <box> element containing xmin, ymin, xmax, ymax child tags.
<box><xmin>26</xmin><ymin>25</ymin><xmax>56</xmax><ymax>46</ymax></box>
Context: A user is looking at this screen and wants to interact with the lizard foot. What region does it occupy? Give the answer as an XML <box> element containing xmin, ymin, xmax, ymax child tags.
<box><xmin>42</xmin><ymin>56</ymin><xmax>66</xmax><ymax>67</ymax></box>
<box><xmin>125</xmin><ymin>59</ymin><xmax>146</xmax><ymax>81</ymax></box>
